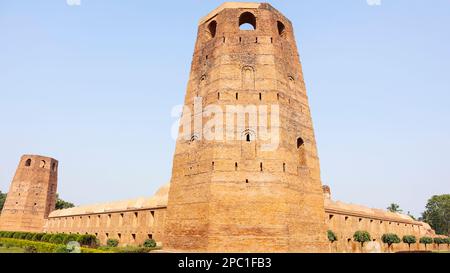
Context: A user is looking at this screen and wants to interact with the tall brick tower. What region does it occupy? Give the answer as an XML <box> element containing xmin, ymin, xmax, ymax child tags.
<box><xmin>0</xmin><ymin>155</ymin><xmax>58</xmax><ymax>232</ymax></box>
<box><xmin>164</xmin><ymin>2</ymin><xmax>328</xmax><ymax>252</ymax></box>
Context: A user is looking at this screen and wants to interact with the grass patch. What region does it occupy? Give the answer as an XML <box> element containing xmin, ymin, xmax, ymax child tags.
<box><xmin>0</xmin><ymin>246</ymin><xmax>25</xmax><ymax>253</ymax></box>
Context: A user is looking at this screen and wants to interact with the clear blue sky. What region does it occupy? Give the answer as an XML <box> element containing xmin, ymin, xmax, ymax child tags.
<box><xmin>1</xmin><ymin>0</ymin><xmax>449</xmax><ymax>217</ymax></box>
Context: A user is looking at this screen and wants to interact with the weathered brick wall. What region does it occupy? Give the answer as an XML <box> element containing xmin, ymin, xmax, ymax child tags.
<box><xmin>324</xmin><ymin>209</ymin><xmax>447</xmax><ymax>252</ymax></box>
<box><xmin>0</xmin><ymin>155</ymin><xmax>58</xmax><ymax>232</ymax></box>
<box><xmin>45</xmin><ymin>208</ymin><xmax>166</xmax><ymax>246</ymax></box>
<box><xmin>43</xmin><ymin>197</ymin><xmax>449</xmax><ymax>252</ymax></box>
<box><xmin>164</xmin><ymin>2</ymin><xmax>328</xmax><ymax>253</ymax></box>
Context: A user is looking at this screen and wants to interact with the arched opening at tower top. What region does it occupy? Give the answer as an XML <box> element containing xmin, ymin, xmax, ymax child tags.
<box><xmin>25</xmin><ymin>158</ymin><xmax>31</xmax><ymax>167</ymax></box>
<box><xmin>277</xmin><ymin>21</ymin><xmax>286</xmax><ymax>37</ymax></box>
<box><xmin>207</xmin><ymin>20</ymin><xmax>217</xmax><ymax>38</ymax></box>
<box><xmin>239</xmin><ymin>12</ymin><xmax>256</xmax><ymax>30</ymax></box>
<box><xmin>297</xmin><ymin>137</ymin><xmax>304</xmax><ymax>149</ymax></box>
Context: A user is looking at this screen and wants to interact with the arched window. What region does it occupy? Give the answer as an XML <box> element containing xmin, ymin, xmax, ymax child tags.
<box><xmin>297</xmin><ymin>137</ymin><xmax>306</xmax><ymax>167</ymax></box>
<box><xmin>277</xmin><ymin>21</ymin><xmax>286</xmax><ymax>37</ymax></box>
<box><xmin>297</xmin><ymin>137</ymin><xmax>304</xmax><ymax>149</ymax></box>
<box><xmin>52</xmin><ymin>163</ymin><xmax>57</xmax><ymax>172</ymax></box>
<box><xmin>242</xmin><ymin>66</ymin><xmax>255</xmax><ymax>89</ymax></box>
<box><xmin>25</xmin><ymin>159</ymin><xmax>32</xmax><ymax>167</ymax></box>
<box><xmin>288</xmin><ymin>76</ymin><xmax>295</xmax><ymax>89</ymax></box>
<box><xmin>39</xmin><ymin>160</ymin><xmax>46</xmax><ymax>168</ymax></box>
<box><xmin>242</xmin><ymin>129</ymin><xmax>256</xmax><ymax>142</ymax></box>
<box><xmin>190</xmin><ymin>134</ymin><xmax>199</xmax><ymax>143</ymax></box>
<box><xmin>239</xmin><ymin>12</ymin><xmax>256</xmax><ymax>30</ymax></box>
<box><xmin>207</xmin><ymin>20</ymin><xmax>217</xmax><ymax>39</ymax></box>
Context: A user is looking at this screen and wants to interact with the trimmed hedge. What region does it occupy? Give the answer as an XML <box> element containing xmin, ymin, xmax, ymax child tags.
<box><xmin>0</xmin><ymin>238</ymin><xmax>109</xmax><ymax>253</ymax></box>
<box><xmin>143</xmin><ymin>239</ymin><xmax>157</xmax><ymax>248</ymax></box>
<box><xmin>0</xmin><ymin>231</ymin><xmax>98</xmax><ymax>248</ymax></box>
<box><xmin>107</xmin><ymin>239</ymin><xmax>119</xmax><ymax>247</ymax></box>
<box><xmin>327</xmin><ymin>230</ymin><xmax>338</xmax><ymax>243</ymax></box>
<box><xmin>97</xmin><ymin>245</ymin><xmax>152</xmax><ymax>253</ymax></box>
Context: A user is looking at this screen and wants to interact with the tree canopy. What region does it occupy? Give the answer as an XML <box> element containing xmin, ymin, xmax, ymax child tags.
<box><xmin>387</xmin><ymin>203</ymin><xmax>403</xmax><ymax>213</ymax></box>
<box><xmin>55</xmin><ymin>194</ymin><xmax>75</xmax><ymax>210</ymax></box>
<box><xmin>353</xmin><ymin>230</ymin><xmax>371</xmax><ymax>247</ymax></box>
<box><xmin>421</xmin><ymin>194</ymin><xmax>450</xmax><ymax>236</ymax></box>
<box><xmin>0</xmin><ymin>192</ymin><xmax>74</xmax><ymax>212</ymax></box>
<box><xmin>0</xmin><ymin>191</ymin><xmax>7</xmax><ymax>212</ymax></box>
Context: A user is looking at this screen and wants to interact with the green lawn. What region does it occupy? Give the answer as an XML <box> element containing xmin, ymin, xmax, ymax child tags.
<box><xmin>0</xmin><ymin>246</ymin><xmax>25</xmax><ymax>253</ymax></box>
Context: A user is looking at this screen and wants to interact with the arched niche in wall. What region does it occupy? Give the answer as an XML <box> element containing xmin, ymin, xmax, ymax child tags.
<box><xmin>277</xmin><ymin>21</ymin><xmax>286</xmax><ymax>37</ymax></box>
<box><xmin>242</xmin><ymin>66</ymin><xmax>255</xmax><ymax>90</ymax></box>
<box><xmin>288</xmin><ymin>75</ymin><xmax>295</xmax><ymax>90</ymax></box>
<box><xmin>241</xmin><ymin>129</ymin><xmax>257</xmax><ymax>159</ymax></box>
<box><xmin>297</xmin><ymin>137</ymin><xmax>307</xmax><ymax>167</ymax></box>
<box><xmin>206</xmin><ymin>20</ymin><xmax>217</xmax><ymax>39</ymax></box>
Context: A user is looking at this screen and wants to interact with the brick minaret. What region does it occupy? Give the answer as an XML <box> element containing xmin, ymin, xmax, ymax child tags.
<box><xmin>0</xmin><ymin>155</ymin><xmax>58</xmax><ymax>232</ymax></box>
<box><xmin>164</xmin><ymin>2</ymin><xmax>328</xmax><ymax>252</ymax></box>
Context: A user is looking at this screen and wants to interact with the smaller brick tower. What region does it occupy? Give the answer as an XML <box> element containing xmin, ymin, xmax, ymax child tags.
<box><xmin>0</xmin><ymin>155</ymin><xmax>58</xmax><ymax>232</ymax></box>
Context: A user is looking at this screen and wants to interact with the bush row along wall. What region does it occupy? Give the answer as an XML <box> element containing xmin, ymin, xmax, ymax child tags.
<box><xmin>43</xmin><ymin>204</ymin><xmax>447</xmax><ymax>252</ymax></box>
<box><xmin>0</xmin><ymin>238</ymin><xmax>107</xmax><ymax>253</ymax></box>
<box><xmin>325</xmin><ymin>209</ymin><xmax>448</xmax><ymax>252</ymax></box>
<box><xmin>44</xmin><ymin>208</ymin><xmax>166</xmax><ymax>246</ymax></box>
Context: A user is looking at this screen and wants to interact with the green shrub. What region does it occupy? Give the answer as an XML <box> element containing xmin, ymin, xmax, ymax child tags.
<box><xmin>31</xmin><ymin>233</ymin><xmax>45</xmax><ymax>242</ymax></box>
<box><xmin>0</xmin><ymin>238</ymin><xmax>110</xmax><ymax>253</ymax></box>
<box><xmin>13</xmin><ymin>232</ymin><xmax>23</xmax><ymax>239</ymax></box>
<box><xmin>24</xmin><ymin>245</ymin><xmax>38</xmax><ymax>253</ymax></box>
<box><xmin>4</xmin><ymin>231</ymin><xmax>14</xmax><ymax>238</ymax></box>
<box><xmin>419</xmin><ymin>236</ymin><xmax>433</xmax><ymax>249</ymax></box>
<box><xmin>98</xmin><ymin>245</ymin><xmax>149</xmax><ymax>253</ymax></box>
<box><xmin>143</xmin><ymin>239</ymin><xmax>157</xmax><ymax>248</ymax></box>
<box><xmin>81</xmin><ymin>247</ymin><xmax>111</xmax><ymax>253</ymax></box>
<box><xmin>327</xmin><ymin>230</ymin><xmax>338</xmax><ymax>243</ymax></box>
<box><xmin>41</xmin><ymin>233</ymin><xmax>52</xmax><ymax>242</ymax></box>
<box><xmin>353</xmin><ymin>231</ymin><xmax>371</xmax><ymax>249</ymax></box>
<box><xmin>107</xmin><ymin>239</ymin><xmax>119</xmax><ymax>247</ymax></box>
<box><xmin>443</xmin><ymin>237</ymin><xmax>450</xmax><ymax>246</ymax></box>
<box><xmin>402</xmin><ymin>235</ymin><xmax>417</xmax><ymax>250</ymax></box>
<box><xmin>25</xmin><ymin>233</ymin><xmax>35</xmax><ymax>241</ymax></box>
<box><xmin>78</xmin><ymin>234</ymin><xmax>98</xmax><ymax>248</ymax></box>
<box><xmin>115</xmin><ymin>246</ymin><xmax>150</xmax><ymax>253</ymax></box>
<box><xmin>49</xmin><ymin>233</ymin><xmax>67</xmax><ymax>245</ymax></box>
<box><xmin>382</xmin><ymin>233</ymin><xmax>400</xmax><ymax>252</ymax></box>
<box><xmin>53</xmin><ymin>245</ymin><xmax>70</xmax><ymax>253</ymax></box>
<box><xmin>63</xmin><ymin>234</ymin><xmax>80</xmax><ymax>245</ymax></box>
<box><xmin>433</xmin><ymin>237</ymin><xmax>445</xmax><ymax>250</ymax></box>
<box><xmin>0</xmin><ymin>238</ymin><xmax>59</xmax><ymax>253</ymax></box>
